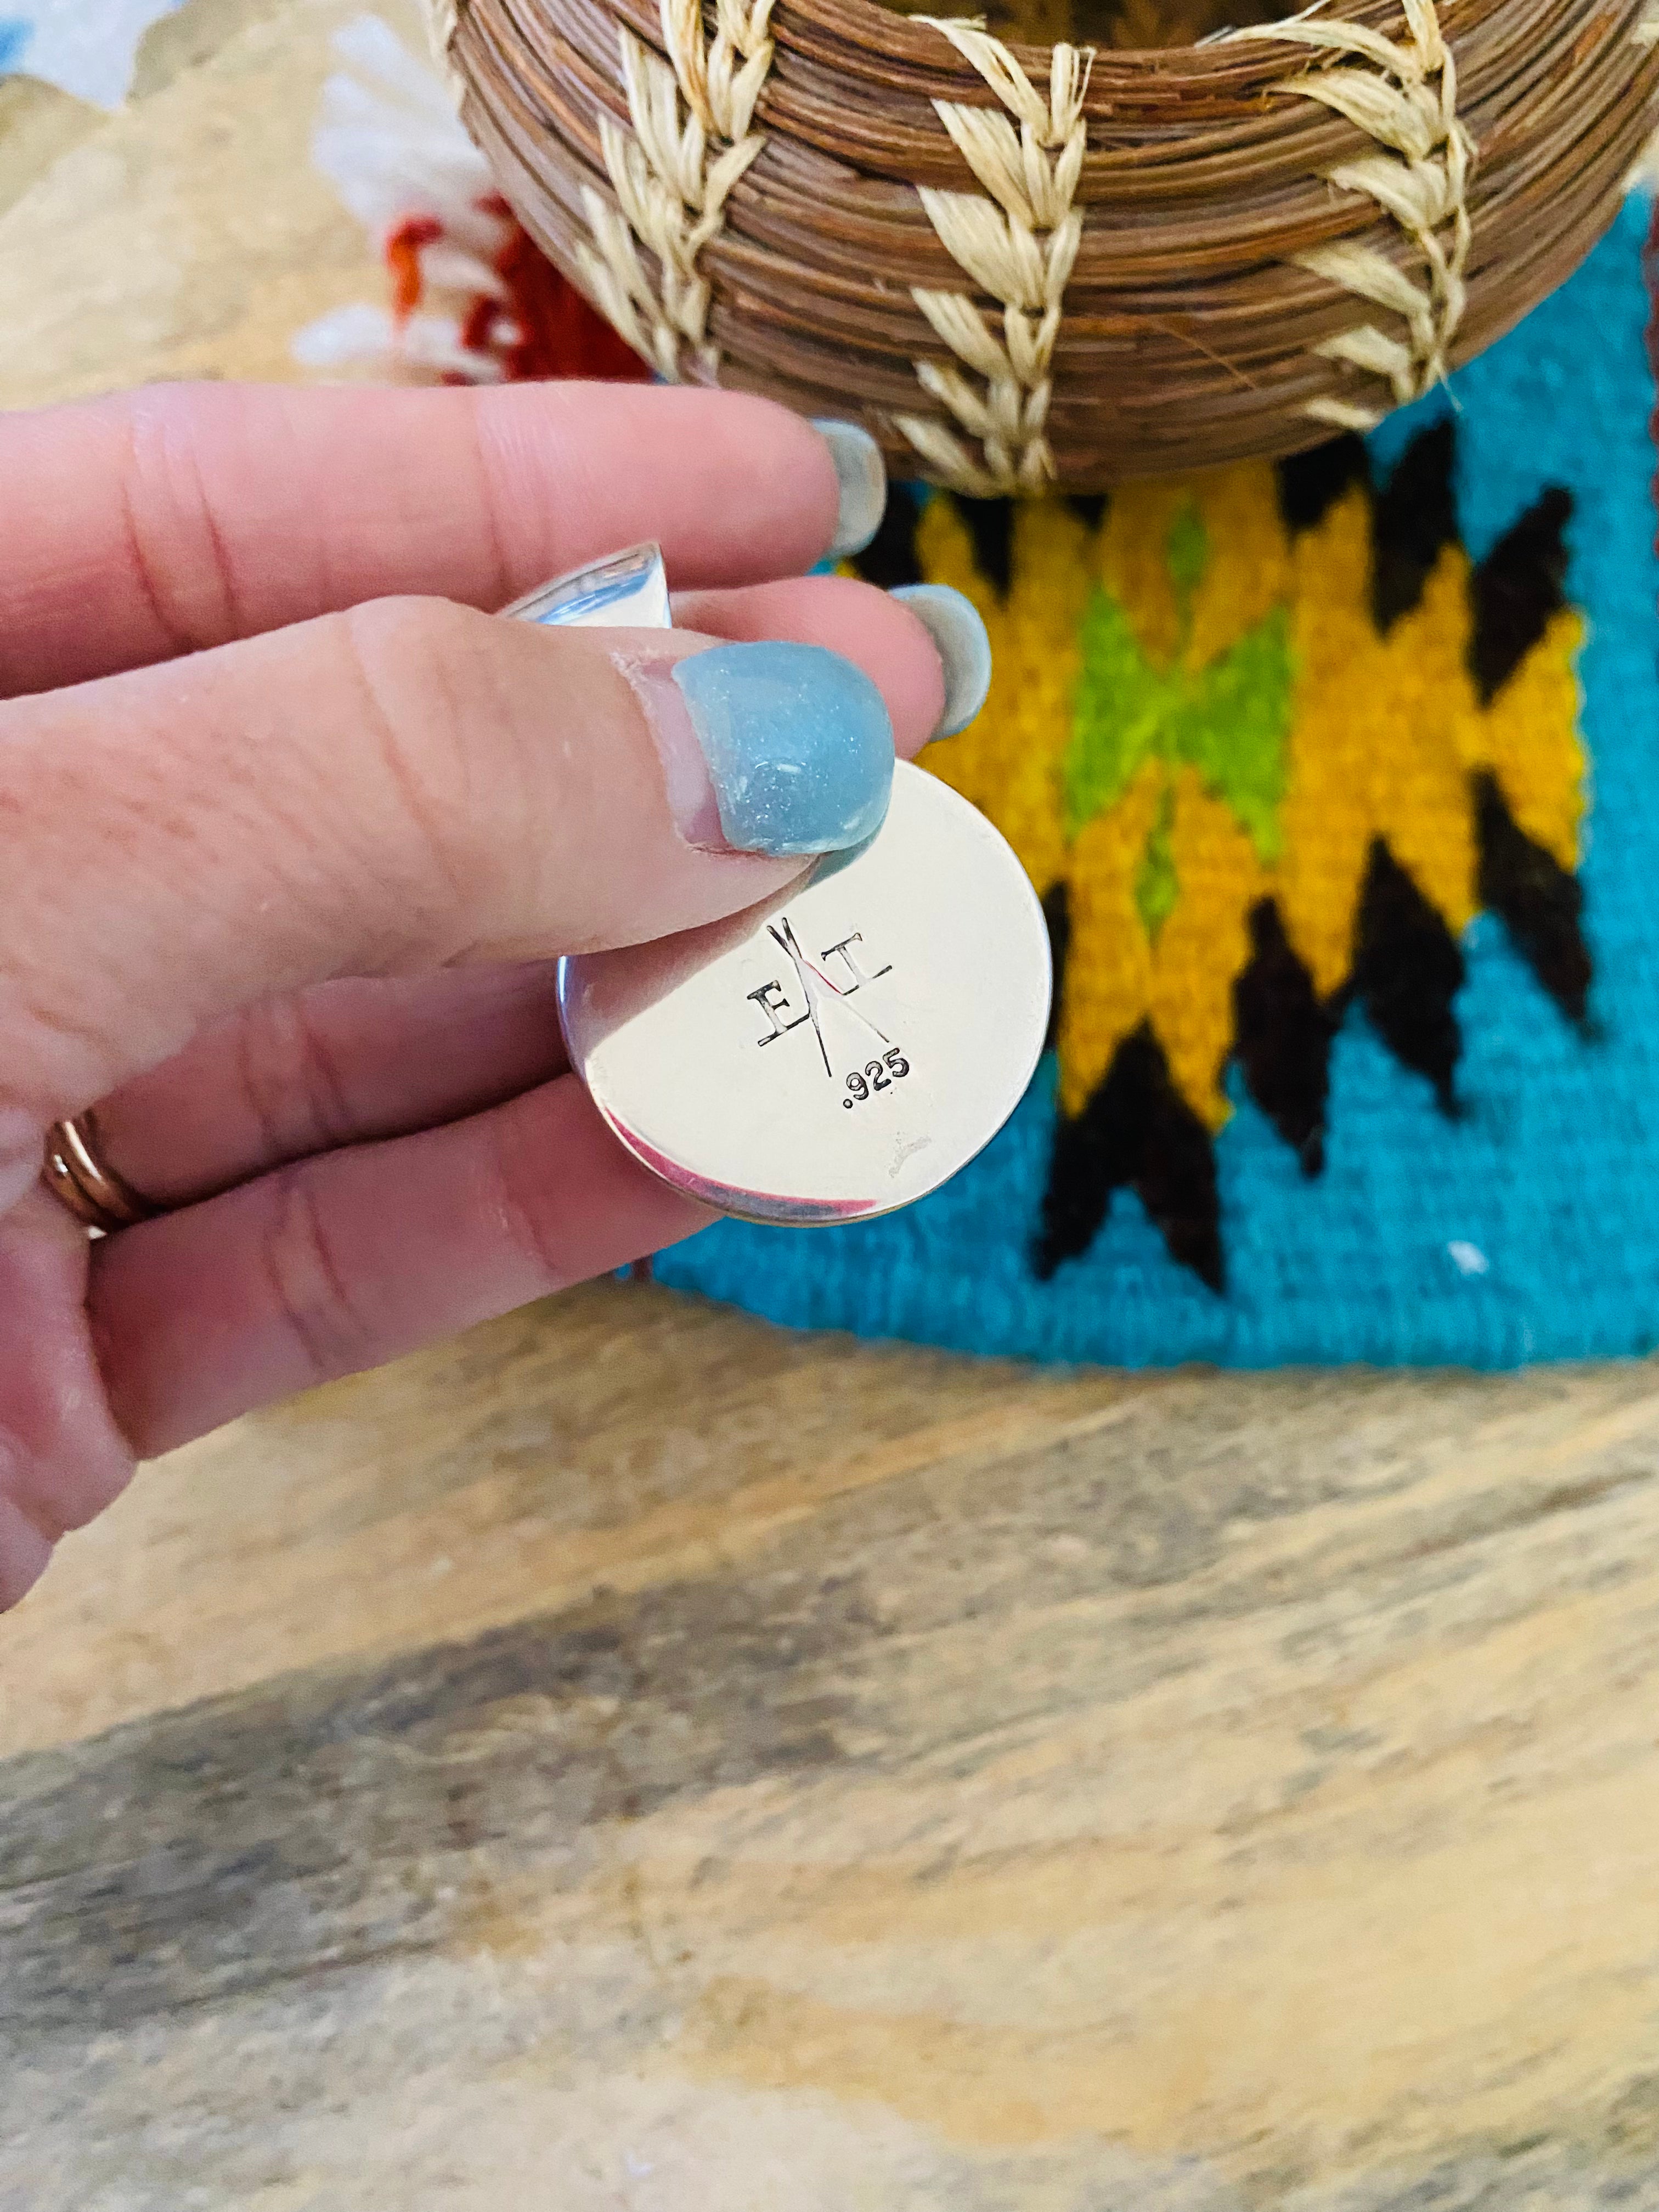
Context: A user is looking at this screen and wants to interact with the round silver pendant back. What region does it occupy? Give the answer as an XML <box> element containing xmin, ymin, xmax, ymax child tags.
<box><xmin>557</xmin><ymin>762</ymin><xmax>1052</xmax><ymax>1226</ymax></box>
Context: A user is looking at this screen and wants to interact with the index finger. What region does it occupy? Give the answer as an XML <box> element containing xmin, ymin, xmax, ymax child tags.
<box><xmin>0</xmin><ymin>381</ymin><xmax>871</xmax><ymax>699</ymax></box>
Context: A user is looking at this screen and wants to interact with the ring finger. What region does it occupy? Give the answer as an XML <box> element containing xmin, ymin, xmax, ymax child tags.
<box><xmin>72</xmin><ymin>961</ymin><xmax>567</xmax><ymax>1209</ymax></box>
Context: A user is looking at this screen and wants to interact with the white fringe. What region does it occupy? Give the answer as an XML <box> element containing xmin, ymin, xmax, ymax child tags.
<box><xmin>294</xmin><ymin>14</ymin><xmax>510</xmax><ymax>383</ymax></box>
<box><xmin>291</xmin><ymin>303</ymin><xmax>506</xmax><ymax>382</ymax></box>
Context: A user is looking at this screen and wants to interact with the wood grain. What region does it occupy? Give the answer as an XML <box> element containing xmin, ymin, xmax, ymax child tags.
<box><xmin>3</xmin><ymin>9</ymin><xmax>1659</xmax><ymax>2205</ymax></box>
<box><xmin>8</xmin><ymin>1283</ymin><xmax>1659</xmax><ymax>2206</ymax></box>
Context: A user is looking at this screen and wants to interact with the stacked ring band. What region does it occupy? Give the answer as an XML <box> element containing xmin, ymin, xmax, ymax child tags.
<box><xmin>43</xmin><ymin>1115</ymin><xmax>160</xmax><ymax>1236</ymax></box>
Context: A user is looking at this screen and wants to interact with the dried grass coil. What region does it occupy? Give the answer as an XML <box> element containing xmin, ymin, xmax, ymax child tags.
<box><xmin>430</xmin><ymin>0</ymin><xmax>1659</xmax><ymax>486</ymax></box>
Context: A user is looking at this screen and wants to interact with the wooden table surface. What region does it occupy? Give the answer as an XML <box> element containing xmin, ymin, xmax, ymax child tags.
<box><xmin>4</xmin><ymin>9</ymin><xmax>1659</xmax><ymax>2205</ymax></box>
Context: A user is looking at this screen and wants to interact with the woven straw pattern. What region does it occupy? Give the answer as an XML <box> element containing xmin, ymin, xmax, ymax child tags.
<box><xmin>575</xmin><ymin>0</ymin><xmax>775</xmax><ymax>379</ymax></box>
<box><xmin>1232</xmin><ymin>0</ymin><xmax>1474</xmax><ymax>431</ymax></box>
<box><xmin>434</xmin><ymin>0</ymin><xmax>1659</xmax><ymax>486</ymax></box>
<box><xmin>897</xmin><ymin>25</ymin><xmax>1090</xmax><ymax>490</ymax></box>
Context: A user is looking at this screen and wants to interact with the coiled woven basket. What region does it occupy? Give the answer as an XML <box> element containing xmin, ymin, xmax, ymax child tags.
<box><xmin>428</xmin><ymin>0</ymin><xmax>1659</xmax><ymax>489</ymax></box>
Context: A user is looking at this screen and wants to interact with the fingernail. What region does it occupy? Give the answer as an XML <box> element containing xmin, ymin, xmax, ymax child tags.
<box><xmin>812</xmin><ymin>419</ymin><xmax>887</xmax><ymax>561</ymax></box>
<box><xmin>891</xmin><ymin>584</ymin><xmax>992</xmax><ymax>737</ymax></box>
<box><xmin>624</xmin><ymin>640</ymin><xmax>895</xmax><ymax>857</ymax></box>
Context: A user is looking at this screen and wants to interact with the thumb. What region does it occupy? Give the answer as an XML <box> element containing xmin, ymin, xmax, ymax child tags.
<box><xmin>0</xmin><ymin>590</ymin><xmax>927</xmax><ymax>1127</ymax></box>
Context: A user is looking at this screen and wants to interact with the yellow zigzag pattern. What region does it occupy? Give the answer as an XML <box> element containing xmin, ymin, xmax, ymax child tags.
<box><xmin>916</xmin><ymin>472</ymin><xmax>1587</xmax><ymax>1129</ymax></box>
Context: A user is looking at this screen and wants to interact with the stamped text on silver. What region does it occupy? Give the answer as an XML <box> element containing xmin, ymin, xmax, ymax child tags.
<box><xmin>747</xmin><ymin>918</ymin><xmax>910</xmax><ymax>1107</ymax></box>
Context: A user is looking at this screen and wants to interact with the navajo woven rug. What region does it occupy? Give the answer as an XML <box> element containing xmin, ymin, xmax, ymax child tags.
<box><xmin>672</xmin><ymin>200</ymin><xmax>1659</xmax><ymax>1365</ymax></box>
<box><xmin>309</xmin><ymin>30</ymin><xmax>1659</xmax><ymax>1362</ymax></box>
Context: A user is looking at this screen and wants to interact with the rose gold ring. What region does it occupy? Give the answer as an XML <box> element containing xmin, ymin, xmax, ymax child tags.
<box><xmin>42</xmin><ymin>1113</ymin><xmax>160</xmax><ymax>1237</ymax></box>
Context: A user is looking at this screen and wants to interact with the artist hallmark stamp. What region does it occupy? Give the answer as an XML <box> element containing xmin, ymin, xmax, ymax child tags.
<box><xmin>746</xmin><ymin>918</ymin><xmax>909</xmax><ymax>1106</ymax></box>
<box><xmin>558</xmin><ymin>758</ymin><xmax>1051</xmax><ymax>1227</ymax></box>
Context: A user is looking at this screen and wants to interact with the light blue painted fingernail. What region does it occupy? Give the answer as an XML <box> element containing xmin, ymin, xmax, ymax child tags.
<box><xmin>891</xmin><ymin>584</ymin><xmax>992</xmax><ymax>737</ymax></box>
<box><xmin>671</xmin><ymin>640</ymin><xmax>895</xmax><ymax>856</ymax></box>
<box><xmin>812</xmin><ymin>419</ymin><xmax>888</xmax><ymax>560</ymax></box>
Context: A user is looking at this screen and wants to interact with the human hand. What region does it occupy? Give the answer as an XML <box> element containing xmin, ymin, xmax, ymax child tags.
<box><xmin>0</xmin><ymin>379</ymin><xmax>974</xmax><ymax>1608</ymax></box>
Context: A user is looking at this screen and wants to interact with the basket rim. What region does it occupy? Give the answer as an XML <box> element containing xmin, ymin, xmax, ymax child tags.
<box><xmin>767</xmin><ymin>0</ymin><xmax>1486</xmax><ymax>99</ymax></box>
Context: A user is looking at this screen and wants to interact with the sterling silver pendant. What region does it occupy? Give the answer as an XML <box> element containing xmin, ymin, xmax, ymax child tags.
<box><xmin>512</xmin><ymin>544</ymin><xmax>1051</xmax><ymax>1226</ymax></box>
<box><xmin>558</xmin><ymin>765</ymin><xmax>1051</xmax><ymax>1223</ymax></box>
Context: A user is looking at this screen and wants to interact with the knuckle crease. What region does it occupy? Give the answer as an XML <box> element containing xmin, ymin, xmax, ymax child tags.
<box><xmin>259</xmin><ymin>1164</ymin><xmax>377</xmax><ymax>1386</ymax></box>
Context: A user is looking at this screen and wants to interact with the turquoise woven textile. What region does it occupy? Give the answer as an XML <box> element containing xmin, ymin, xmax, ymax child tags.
<box><xmin>656</xmin><ymin>195</ymin><xmax>1659</xmax><ymax>1368</ymax></box>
